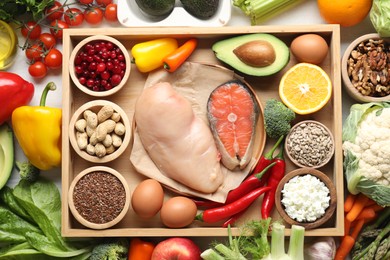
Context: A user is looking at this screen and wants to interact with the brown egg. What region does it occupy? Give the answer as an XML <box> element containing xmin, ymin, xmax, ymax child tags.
<box><xmin>160</xmin><ymin>196</ymin><xmax>197</xmax><ymax>228</ymax></box>
<box><xmin>290</xmin><ymin>34</ymin><xmax>329</xmax><ymax>65</ymax></box>
<box><xmin>131</xmin><ymin>179</ymin><xmax>164</xmax><ymax>219</ymax></box>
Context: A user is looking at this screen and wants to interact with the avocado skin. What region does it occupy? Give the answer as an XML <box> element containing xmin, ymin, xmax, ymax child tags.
<box><xmin>0</xmin><ymin>124</ymin><xmax>13</xmax><ymax>190</ymax></box>
<box><xmin>212</xmin><ymin>34</ymin><xmax>290</xmax><ymax>77</ymax></box>
<box><xmin>180</xmin><ymin>0</ymin><xmax>219</xmax><ymax>19</ymax></box>
<box><xmin>135</xmin><ymin>0</ymin><xmax>176</xmax><ymax>17</ymax></box>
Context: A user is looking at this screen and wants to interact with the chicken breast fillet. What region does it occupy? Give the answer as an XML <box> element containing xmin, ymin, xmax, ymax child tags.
<box><xmin>134</xmin><ymin>82</ymin><xmax>224</xmax><ymax>194</ymax></box>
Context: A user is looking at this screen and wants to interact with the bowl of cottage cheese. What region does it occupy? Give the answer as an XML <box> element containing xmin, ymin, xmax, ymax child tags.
<box><xmin>275</xmin><ymin>167</ymin><xmax>337</xmax><ymax>229</ymax></box>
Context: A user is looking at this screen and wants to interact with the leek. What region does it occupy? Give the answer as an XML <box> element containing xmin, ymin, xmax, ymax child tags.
<box><xmin>233</xmin><ymin>0</ymin><xmax>306</xmax><ymax>25</ymax></box>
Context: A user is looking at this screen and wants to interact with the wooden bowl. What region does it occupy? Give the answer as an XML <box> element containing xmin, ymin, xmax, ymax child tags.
<box><xmin>69</xmin><ymin>100</ymin><xmax>131</xmax><ymax>163</ymax></box>
<box><xmin>285</xmin><ymin>120</ymin><xmax>334</xmax><ymax>169</ymax></box>
<box><xmin>342</xmin><ymin>33</ymin><xmax>390</xmax><ymax>102</ymax></box>
<box><xmin>275</xmin><ymin>167</ymin><xmax>337</xmax><ymax>229</ymax></box>
<box><xmin>68</xmin><ymin>166</ymin><xmax>130</xmax><ymax>229</ymax></box>
<box><xmin>69</xmin><ymin>35</ymin><xmax>131</xmax><ymax>97</ymax></box>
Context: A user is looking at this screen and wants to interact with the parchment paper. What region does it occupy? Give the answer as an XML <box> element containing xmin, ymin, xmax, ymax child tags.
<box><xmin>129</xmin><ymin>62</ymin><xmax>259</xmax><ymax>203</ymax></box>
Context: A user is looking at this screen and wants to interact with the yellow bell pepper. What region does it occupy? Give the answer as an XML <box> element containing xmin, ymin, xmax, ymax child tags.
<box><xmin>12</xmin><ymin>82</ymin><xmax>62</xmax><ymax>171</ymax></box>
<box><xmin>131</xmin><ymin>38</ymin><xmax>178</xmax><ymax>73</ymax></box>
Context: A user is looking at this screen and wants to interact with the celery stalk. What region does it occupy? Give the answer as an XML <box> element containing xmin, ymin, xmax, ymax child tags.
<box><xmin>233</xmin><ymin>0</ymin><xmax>306</xmax><ymax>25</ymax></box>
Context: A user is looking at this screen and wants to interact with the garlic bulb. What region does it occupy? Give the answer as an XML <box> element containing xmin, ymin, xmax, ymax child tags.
<box><xmin>304</xmin><ymin>237</ymin><xmax>336</xmax><ymax>260</ymax></box>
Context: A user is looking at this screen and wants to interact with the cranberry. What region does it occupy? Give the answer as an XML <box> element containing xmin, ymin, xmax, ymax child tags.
<box><xmin>73</xmin><ymin>40</ymin><xmax>127</xmax><ymax>91</ymax></box>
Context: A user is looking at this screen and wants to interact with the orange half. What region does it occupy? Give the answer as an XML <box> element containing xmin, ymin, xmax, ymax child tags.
<box><xmin>279</xmin><ymin>63</ymin><xmax>332</xmax><ymax>115</ymax></box>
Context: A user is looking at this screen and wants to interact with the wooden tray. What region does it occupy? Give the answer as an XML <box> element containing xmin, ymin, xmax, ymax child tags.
<box><xmin>61</xmin><ymin>25</ymin><xmax>343</xmax><ymax>237</ymax></box>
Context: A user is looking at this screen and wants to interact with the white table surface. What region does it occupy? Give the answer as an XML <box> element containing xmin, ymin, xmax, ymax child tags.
<box><xmin>5</xmin><ymin>0</ymin><xmax>377</xmax><ymax>250</ymax></box>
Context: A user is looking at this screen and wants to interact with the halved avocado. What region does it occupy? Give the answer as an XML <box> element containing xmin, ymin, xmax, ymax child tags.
<box><xmin>212</xmin><ymin>33</ymin><xmax>290</xmax><ymax>76</ymax></box>
<box><xmin>0</xmin><ymin>124</ymin><xmax>13</xmax><ymax>190</ymax></box>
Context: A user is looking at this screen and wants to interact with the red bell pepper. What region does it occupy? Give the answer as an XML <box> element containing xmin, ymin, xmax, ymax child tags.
<box><xmin>0</xmin><ymin>72</ymin><xmax>34</xmax><ymax>125</ymax></box>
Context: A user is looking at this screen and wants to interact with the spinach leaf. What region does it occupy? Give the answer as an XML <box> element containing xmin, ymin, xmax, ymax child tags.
<box><xmin>12</xmin><ymin>178</ymin><xmax>70</xmax><ymax>251</ymax></box>
<box><xmin>25</xmin><ymin>232</ymin><xmax>93</xmax><ymax>258</ymax></box>
<box><xmin>0</xmin><ymin>242</ymin><xmax>47</xmax><ymax>260</ymax></box>
<box><xmin>0</xmin><ymin>186</ymin><xmax>32</xmax><ymax>222</ymax></box>
<box><xmin>0</xmin><ymin>205</ymin><xmax>41</xmax><ymax>243</ymax></box>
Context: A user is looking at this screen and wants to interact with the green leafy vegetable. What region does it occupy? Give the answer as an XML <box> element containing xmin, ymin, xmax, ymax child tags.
<box><xmin>342</xmin><ymin>102</ymin><xmax>390</xmax><ymax>207</ymax></box>
<box><xmin>0</xmin><ymin>177</ymin><xmax>95</xmax><ymax>258</ymax></box>
<box><xmin>0</xmin><ymin>0</ymin><xmax>54</xmax><ymax>22</ymax></box>
<box><xmin>370</xmin><ymin>0</ymin><xmax>390</xmax><ymax>37</ymax></box>
<box><xmin>233</xmin><ymin>0</ymin><xmax>304</xmax><ymax>25</ymax></box>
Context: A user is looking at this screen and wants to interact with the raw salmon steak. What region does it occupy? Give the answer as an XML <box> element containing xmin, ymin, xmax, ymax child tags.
<box><xmin>207</xmin><ymin>80</ymin><xmax>260</xmax><ymax>170</ymax></box>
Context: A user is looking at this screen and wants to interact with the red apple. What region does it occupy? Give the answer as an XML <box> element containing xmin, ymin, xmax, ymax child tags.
<box><xmin>151</xmin><ymin>237</ymin><xmax>201</xmax><ymax>260</ymax></box>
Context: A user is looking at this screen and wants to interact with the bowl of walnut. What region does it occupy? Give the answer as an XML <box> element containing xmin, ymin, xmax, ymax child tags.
<box><xmin>69</xmin><ymin>100</ymin><xmax>131</xmax><ymax>163</ymax></box>
<box><xmin>342</xmin><ymin>33</ymin><xmax>390</xmax><ymax>102</ymax></box>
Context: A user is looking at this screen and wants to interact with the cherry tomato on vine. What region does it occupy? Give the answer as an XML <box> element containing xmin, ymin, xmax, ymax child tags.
<box><xmin>45</xmin><ymin>1</ymin><xmax>64</xmax><ymax>21</ymax></box>
<box><xmin>25</xmin><ymin>44</ymin><xmax>43</xmax><ymax>61</ymax></box>
<box><xmin>44</xmin><ymin>48</ymin><xmax>63</xmax><ymax>69</ymax></box>
<box><xmin>50</xmin><ymin>19</ymin><xmax>69</xmax><ymax>40</ymax></box>
<box><xmin>29</xmin><ymin>61</ymin><xmax>48</xmax><ymax>78</ymax></box>
<box><xmin>39</xmin><ymin>33</ymin><xmax>57</xmax><ymax>50</ymax></box>
<box><xmin>64</xmin><ymin>8</ymin><xmax>84</xmax><ymax>26</ymax></box>
<box><xmin>21</xmin><ymin>22</ymin><xmax>42</xmax><ymax>40</ymax></box>
<box><xmin>96</xmin><ymin>0</ymin><xmax>113</xmax><ymax>7</ymax></box>
<box><xmin>104</xmin><ymin>3</ymin><xmax>117</xmax><ymax>22</ymax></box>
<box><xmin>78</xmin><ymin>0</ymin><xmax>93</xmax><ymax>4</ymax></box>
<box><xmin>84</xmin><ymin>7</ymin><xmax>104</xmax><ymax>25</ymax></box>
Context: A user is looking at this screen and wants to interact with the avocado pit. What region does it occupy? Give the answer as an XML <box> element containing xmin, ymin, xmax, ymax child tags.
<box><xmin>233</xmin><ymin>40</ymin><xmax>276</xmax><ymax>67</ymax></box>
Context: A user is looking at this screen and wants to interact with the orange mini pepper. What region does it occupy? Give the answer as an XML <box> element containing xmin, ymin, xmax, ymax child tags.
<box><xmin>128</xmin><ymin>238</ymin><xmax>155</xmax><ymax>260</ymax></box>
<box><xmin>163</xmin><ymin>38</ymin><xmax>198</xmax><ymax>72</ymax></box>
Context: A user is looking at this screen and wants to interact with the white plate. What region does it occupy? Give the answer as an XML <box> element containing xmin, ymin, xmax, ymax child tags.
<box><xmin>117</xmin><ymin>0</ymin><xmax>231</xmax><ymax>27</ymax></box>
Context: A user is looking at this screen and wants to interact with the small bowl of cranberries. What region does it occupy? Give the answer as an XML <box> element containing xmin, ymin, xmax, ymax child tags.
<box><xmin>69</xmin><ymin>35</ymin><xmax>131</xmax><ymax>97</ymax></box>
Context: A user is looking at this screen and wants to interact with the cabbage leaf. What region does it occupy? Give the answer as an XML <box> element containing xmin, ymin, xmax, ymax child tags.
<box><xmin>342</xmin><ymin>102</ymin><xmax>390</xmax><ymax>207</ymax></box>
<box><xmin>370</xmin><ymin>0</ymin><xmax>390</xmax><ymax>37</ymax></box>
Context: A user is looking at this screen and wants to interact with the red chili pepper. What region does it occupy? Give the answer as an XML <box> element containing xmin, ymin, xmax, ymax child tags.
<box><xmin>251</xmin><ymin>135</ymin><xmax>284</xmax><ymax>186</ymax></box>
<box><xmin>193</xmin><ymin>162</ymin><xmax>275</xmax><ymax>208</ymax></box>
<box><xmin>163</xmin><ymin>38</ymin><xmax>198</xmax><ymax>72</ymax></box>
<box><xmin>222</xmin><ymin>211</ymin><xmax>245</xmax><ymax>228</ymax></box>
<box><xmin>196</xmin><ymin>186</ymin><xmax>271</xmax><ymax>223</ymax></box>
<box><xmin>261</xmin><ymin>144</ymin><xmax>286</xmax><ymax>219</ymax></box>
<box><xmin>0</xmin><ymin>72</ymin><xmax>34</xmax><ymax>125</ymax></box>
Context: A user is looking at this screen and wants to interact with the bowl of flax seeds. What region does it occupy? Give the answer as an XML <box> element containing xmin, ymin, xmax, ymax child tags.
<box><xmin>68</xmin><ymin>166</ymin><xmax>130</xmax><ymax>229</ymax></box>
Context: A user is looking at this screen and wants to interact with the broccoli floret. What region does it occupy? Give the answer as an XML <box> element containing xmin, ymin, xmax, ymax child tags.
<box><xmin>90</xmin><ymin>238</ymin><xmax>129</xmax><ymax>260</ymax></box>
<box><xmin>15</xmin><ymin>161</ymin><xmax>40</xmax><ymax>182</ymax></box>
<box><xmin>264</xmin><ymin>99</ymin><xmax>295</xmax><ymax>139</ymax></box>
